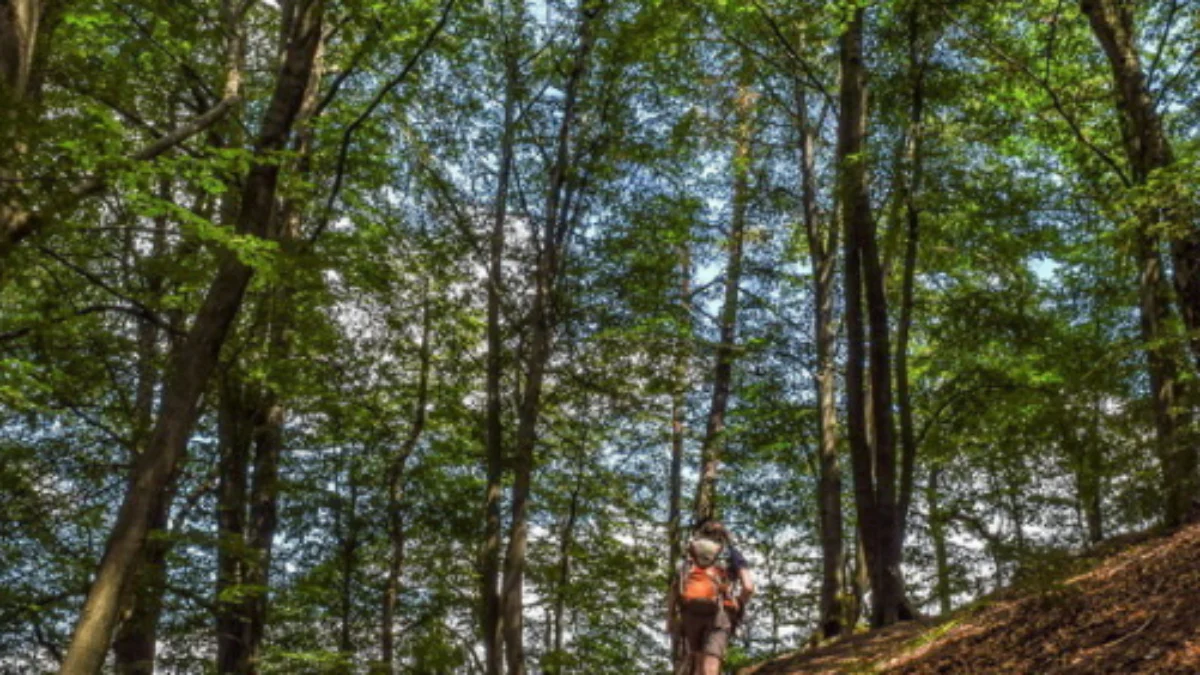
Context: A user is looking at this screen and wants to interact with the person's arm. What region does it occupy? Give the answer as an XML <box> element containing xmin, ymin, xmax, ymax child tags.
<box><xmin>729</xmin><ymin>545</ymin><xmax>755</xmax><ymax>605</ymax></box>
<box><xmin>738</xmin><ymin>566</ymin><xmax>755</xmax><ymax>604</ymax></box>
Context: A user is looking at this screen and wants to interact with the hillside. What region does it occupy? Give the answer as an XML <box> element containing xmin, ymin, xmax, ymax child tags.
<box><xmin>741</xmin><ymin>523</ymin><xmax>1200</xmax><ymax>674</ymax></box>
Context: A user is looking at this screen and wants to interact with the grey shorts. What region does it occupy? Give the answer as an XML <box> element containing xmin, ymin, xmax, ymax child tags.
<box><xmin>681</xmin><ymin>608</ymin><xmax>731</xmax><ymax>659</ymax></box>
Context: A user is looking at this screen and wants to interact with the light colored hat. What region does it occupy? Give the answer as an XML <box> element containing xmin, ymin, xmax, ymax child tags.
<box><xmin>690</xmin><ymin>538</ymin><xmax>722</xmax><ymax>566</ymax></box>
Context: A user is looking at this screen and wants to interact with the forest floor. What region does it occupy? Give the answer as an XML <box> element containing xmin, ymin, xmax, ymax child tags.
<box><xmin>739</xmin><ymin>522</ymin><xmax>1200</xmax><ymax>674</ymax></box>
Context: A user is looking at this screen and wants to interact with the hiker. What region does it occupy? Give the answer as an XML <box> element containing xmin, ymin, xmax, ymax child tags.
<box><xmin>666</xmin><ymin>519</ymin><xmax>755</xmax><ymax>675</ymax></box>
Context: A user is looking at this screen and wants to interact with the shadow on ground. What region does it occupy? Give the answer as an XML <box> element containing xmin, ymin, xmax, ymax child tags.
<box><xmin>740</xmin><ymin>523</ymin><xmax>1200</xmax><ymax>674</ymax></box>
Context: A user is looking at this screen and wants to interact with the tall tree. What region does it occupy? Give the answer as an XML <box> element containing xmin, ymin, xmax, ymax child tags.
<box><xmin>666</xmin><ymin>237</ymin><xmax>691</xmax><ymax>666</ymax></box>
<box><xmin>895</xmin><ymin>0</ymin><xmax>929</xmax><ymax>538</ymax></box>
<box><xmin>1080</xmin><ymin>0</ymin><xmax>1198</xmax><ymax>527</ymax></box>
<box><xmin>838</xmin><ymin>5</ymin><xmax>910</xmax><ymax>628</ymax></box>
<box><xmin>482</xmin><ymin>2</ymin><xmax>522</xmax><ymax>672</ymax></box>
<box><xmin>59</xmin><ymin>2</ymin><xmax>325</xmax><ymax>671</ymax></box>
<box><xmin>379</xmin><ymin>285</ymin><xmax>432</xmax><ymax>674</ymax></box>
<box><xmin>502</xmin><ymin>2</ymin><xmax>603</xmax><ymax>672</ymax></box>
<box><xmin>795</xmin><ymin>79</ymin><xmax>844</xmax><ymax>638</ymax></box>
<box><xmin>693</xmin><ymin>61</ymin><xmax>755</xmax><ymax>522</ymax></box>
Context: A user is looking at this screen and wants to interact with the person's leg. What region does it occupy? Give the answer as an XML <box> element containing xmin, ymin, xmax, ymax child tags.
<box><xmin>680</xmin><ymin>613</ymin><xmax>709</xmax><ymax>675</ymax></box>
<box><xmin>700</xmin><ymin>613</ymin><xmax>731</xmax><ymax>675</ymax></box>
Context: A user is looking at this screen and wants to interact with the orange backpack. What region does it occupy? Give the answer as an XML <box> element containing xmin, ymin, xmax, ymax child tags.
<box><xmin>679</xmin><ymin>538</ymin><xmax>733</xmax><ymax>616</ymax></box>
<box><xmin>680</xmin><ymin>564</ymin><xmax>727</xmax><ymax>615</ymax></box>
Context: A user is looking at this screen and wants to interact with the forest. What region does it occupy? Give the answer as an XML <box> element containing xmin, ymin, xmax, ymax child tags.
<box><xmin>1</xmin><ymin>0</ymin><xmax>1198</xmax><ymax>672</ymax></box>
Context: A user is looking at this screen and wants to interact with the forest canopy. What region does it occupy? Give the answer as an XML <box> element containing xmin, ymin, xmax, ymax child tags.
<box><xmin>1</xmin><ymin>0</ymin><xmax>1198</xmax><ymax>673</ymax></box>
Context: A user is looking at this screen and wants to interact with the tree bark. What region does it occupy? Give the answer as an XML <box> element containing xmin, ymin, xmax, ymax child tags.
<box><xmin>1134</xmin><ymin>228</ymin><xmax>1190</xmax><ymax>526</ymax></box>
<box><xmin>215</xmin><ymin>375</ymin><xmax>255</xmax><ymax>673</ymax></box>
<box><xmin>59</xmin><ymin>4</ymin><xmax>324</xmax><ymax>672</ymax></box>
<box><xmin>501</xmin><ymin>4</ymin><xmax>599</xmax><ymax>673</ymax></box>
<box><xmin>838</xmin><ymin>7</ymin><xmax>910</xmax><ymax>628</ymax></box>
<box><xmin>895</xmin><ymin>0</ymin><xmax>927</xmax><ymax>539</ymax></box>
<box><xmin>110</xmin><ymin>491</ymin><xmax>170</xmax><ymax>675</ymax></box>
<box><xmin>1081</xmin><ymin>0</ymin><xmax>1197</xmax><ymax>527</ymax></box>
<box><xmin>0</xmin><ymin>0</ymin><xmax>57</xmax><ymax>264</ymax></box>
<box><xmin>795</xmin><ymin>80</ymin><xmax>843</xmax><ymax>640</ymax></box>
<box><xmin>693</xmin><ymin>62</ymin><xmax>754</xmax><ymax>523</ymax></box>
<box><xmin>0</xmin><ymin>0</ymin><xmax>41</xmax><ymax>105</ymax></box>
<box><xmin>112</xmin><ymin>187</ymin><xmax>172</xmax><ymax>675</ymax></box>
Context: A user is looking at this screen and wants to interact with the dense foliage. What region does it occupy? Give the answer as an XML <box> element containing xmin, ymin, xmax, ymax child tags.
<box><xmin>1</xmin><ymin>0</ymin><xmax>1197</xmax><ymax>672</ymax></box>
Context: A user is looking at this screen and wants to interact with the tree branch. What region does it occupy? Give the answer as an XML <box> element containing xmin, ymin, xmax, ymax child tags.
<box><xmin>938</xmin><ymin>5</ymin><xmax>1132</xmax><ymax>187</ymax></box>
<box><xmin>311</xmin><ymin>0</ymin><xmax>456</xmax><ymax>243</ymax></box>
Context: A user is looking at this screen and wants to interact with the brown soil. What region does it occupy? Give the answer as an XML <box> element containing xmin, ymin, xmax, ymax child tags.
<box><xmin>740</xmin><ymin>523</ymin><xmax>1200</xmax><ymax>674</ymax></box>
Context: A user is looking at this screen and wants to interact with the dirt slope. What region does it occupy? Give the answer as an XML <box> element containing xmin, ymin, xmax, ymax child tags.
<box><xmin>741</xmin><ymin>523</ymin><xmax>1200</xmax><ymax>674</ymax></box>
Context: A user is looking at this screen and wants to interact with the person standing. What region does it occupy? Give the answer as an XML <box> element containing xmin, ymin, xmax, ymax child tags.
<box><xmin>667</xmin><ymin>519</ymin><xmax>755</xmax><ymax>675</ymax></box>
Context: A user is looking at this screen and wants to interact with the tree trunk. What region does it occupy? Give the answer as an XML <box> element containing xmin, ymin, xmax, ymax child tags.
<box><xmin>843</xmin><ymin>535</ymin><xmax>869</xmax><ymax>629</ymax></box>
<box><xmin>58</xmin><ymin>4</ymin><xmax>324</xmax><ymax>672</ymax></box>
<box><xmin>215</xmin><ymin>375</ymin><xmax>255</xmax><ymax>673</ymax></box>
<box><xmin>795</xmin><ymin>80</ymin><xmax>843</xmax><ymax>640</ymax></box>
<box><xmin>1083</xmin><ymin>398</ymin><xmax>1105</xmax><ymax>544</ymax></box>
<box><xmin>896</xmin><ymin>0</ymin><xmax>927</xmax><ymax>538</ymax></box>
<box><xmin>667</xmin><ymin>240</ymin><xmax>690</xmax><ymax>667</ymax></box>
<box><xmin>550</xmin><ymin>464</ymin><xmax>583</xmax><ymax>673</ymax></box>
<box><xmin>693</xmin><ymin>62</ymin><xmax>754</xmax><ymax>522</ymax></box>
<box><xmin>1081</xmin><ymin>0</ymin><xmax>1198</xmax><ymax>527</ymax></box>
<box><xmin>501</xmin><ymin>5</ymin><xmax>599</xmax><ymax>672</ymax></box>
<box><xmin>482</xmin><ymin>4</ymin><xmax>522</xmax><ymax>673</ymax></box>
<box><xmin>926</xmin><ymin>466</ymin><xmax>951</xmax><ymax>615</ymax></box>
<box><xmin>239</xmin><ymin>27</ymin><xmax>324</xmax><ymax>673</ymax></box>
<box><xmin>379</xmin><ymin>286</ymin><xmax>432</xmax><ymax>674</ymax></box>
<box><xmin>338</xmin><ymin>478</ymin><xmax>360</xmax><ymax>664</ymax></box>
<box><xmin>0</xmin><ymin>0</ymin><xmax>235</xmax><ymax>263</ymax></box>
<box><xmin>839</xmin><ymin>7</ymin><xmax>909</xmax><ymax>629</ymax></box>
<box><xmin>0</xmin><ymin>0</ymin><xmax>41</xmax><ymax>105</ymax></box>
<box><xmin>1135</xmin><ymin>229</ymin><xmax>1190</xmax><ymax>527</ymax></box>
<box><xmin>1062</xmin><ymin>409</ymin><xmax>1105</xmax><ymax>545</ymax></box>
<box><xmin>110</xmin><ymin>491</ymin><xmax>170</xmax><ymax>675</ymax></box>
<box><xmin>112</xmin><ymin>191</ymin><xmax>171</xmax><ymax>675</ymax></box>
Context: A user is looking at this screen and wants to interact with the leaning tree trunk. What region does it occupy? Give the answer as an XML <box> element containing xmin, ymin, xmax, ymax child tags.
<box><xmin>795</xmin><ymin>80</ymin><xmax>844</xmax><ymax>639</ymax></box>
<box><xmin>112</xmin><ymin>187</ymin><xmax>172</xmax><ymax>675</ymax></box>
<box><xmin>111</xmin><ymin>494</ymin><xmax>170</xmax><ymax>675</ymax></box>
<box><xmin>58</xmin><ymin>4</ymin><xmax>325</xmax><ymax>672</ymax></box>
<box><xmin>693</xmin><ymin>63</ymin><xmax>754</xmax><ymax>523</ymax></box>
<box><xmin>1081</xmin><ymin>0</ymin><xmax>1197</xmax><ymax>527</ymax></box>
